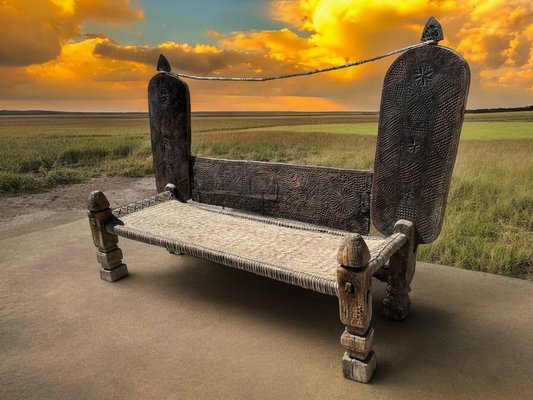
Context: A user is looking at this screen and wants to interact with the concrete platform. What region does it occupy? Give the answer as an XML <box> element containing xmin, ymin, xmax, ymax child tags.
<box><xmin>1</xmin><ymin>218</ymin><xmax>532</xmax><ymax>399</ymax></box>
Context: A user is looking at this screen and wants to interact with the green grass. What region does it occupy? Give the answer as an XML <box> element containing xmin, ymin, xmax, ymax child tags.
<box><xmin>236</xmin><ymin>121</ymin><xmax>533</xmax><ymax>140</ymax></box>
<box><xmin>0</xmin><ymin>115</ymin><xmax>154</xmax><ymax>194</ymax></box>
<box><xmin>0</xmin><ymin>111</ymin><xmax>531</xmax><ymax>278</ymax></box>
<box><xmin>419</xmin><ymin>139</ymin><xmax>532</xmax><ymax>277</ymax></box>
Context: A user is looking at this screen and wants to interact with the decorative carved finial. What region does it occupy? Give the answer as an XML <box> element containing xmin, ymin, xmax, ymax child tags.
<box><xmin>337</xmin><ymin>234</ymin><xmax>371</xmax><ymax>268</ymax></box>
<box><xmin>157</xmin><ymin>54</ymin><xmax>171</xmax><ymax>72</ymax></box>
<box><xmin>421</xmin><ymin>16</ymin><xmax>444</xmax><ymax>43</ymax></box>
<box><xmin>88</xmin><ymin>191</ymin><xmax>110</xmax><ymax>212</ymax></box>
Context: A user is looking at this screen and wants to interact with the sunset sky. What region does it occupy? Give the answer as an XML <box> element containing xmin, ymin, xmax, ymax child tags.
<box><xmin>0</xmin><ymin>0</ymin><xmax>531</xmax><ymax>111</ymax></box>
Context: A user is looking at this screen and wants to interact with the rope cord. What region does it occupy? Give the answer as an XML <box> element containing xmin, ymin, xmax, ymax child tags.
<box><xmin>163</xmin><ymin>40</ymin><xmax>435</xmax><ymax>81</ymax></box>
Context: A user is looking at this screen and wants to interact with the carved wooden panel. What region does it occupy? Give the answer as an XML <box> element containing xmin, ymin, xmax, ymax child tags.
<box><xmin>191</xmin><ymin>157</ymin><xmax>372</xmax><ymax>234</ymax></box>
<box><xmin>148</xmin><ymin>73</ymin><xmax>192</xmax><ymax>200</ymax></box>
<box><xmin>372</xmin><ymin>45</ymin><xmax>470</xmax><ymax>244</ymax></box>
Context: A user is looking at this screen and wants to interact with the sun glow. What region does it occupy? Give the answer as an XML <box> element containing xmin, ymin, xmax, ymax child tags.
<box><xmin>0</xmin><ymin>0</ymin><xmax>531</xmax><ymax>111</ymax></box>
<box><xmin>51</xmin><ymin>0</ymin><xmax>75</xmax><ymax>14</ymax></box>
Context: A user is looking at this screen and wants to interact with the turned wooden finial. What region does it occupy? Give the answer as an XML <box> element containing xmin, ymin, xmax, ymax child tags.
<box><xmin>88</xmin><ymin>191</ymin><xmax>110</xmax><ymax>212</ymax></box>
<box><xmin>157</xmin><ymin>54</ymin><xmax>171</xmax><ymax>72</ymax></box>
<box><xmin>337</xmin><ymin>234</ymin><xmax>371</xmax><ymax>268</ymax></box>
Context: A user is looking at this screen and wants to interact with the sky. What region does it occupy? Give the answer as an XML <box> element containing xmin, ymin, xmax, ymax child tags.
<box><xmin>0</xmin><ymin>0</ymin><xmax>531</xmax><ymax>112</ymax></box>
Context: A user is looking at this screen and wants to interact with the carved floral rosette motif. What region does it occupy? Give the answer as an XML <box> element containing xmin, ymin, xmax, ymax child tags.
<box><xmin>192</xmin><ymin>157</ymin><xmax>372</xmax><ymax>234</ymax></box>
<box><xmin>372</xmin><ymin>45</ymin><xmax>470</xmax><ymax>243</ymax></box>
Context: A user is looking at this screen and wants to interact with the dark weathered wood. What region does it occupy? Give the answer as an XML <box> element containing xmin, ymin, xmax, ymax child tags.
<box><xmin>421</xmin><ymin>16</ymin><xmax>444</xmax><ymax>42</ymax></box>
<box><xmin>148</xmin><ymin>71</ymin><xmax>191</xmax><ymax>200</ymax></box>
<box><xmin>157</xmin><ymin>54</ymin><xmax>171</xmax><ymax>72</ymax></box>
<box><xmin>165</xmin><ymin>183</ymin><xmax>185</xmax><ymax>255</ymax></box>
<box><xmin>191</xmin><ymin>157</ymin><xmax>372</xmax><ymax>233</ymax></box>
<box><xmin>371</xmin><ymin>44</ymin><xmax>470</xmax><ymax>244</ymax></box>
<box><xmin>382</xmin><ymin>220</ymin><xmax>416</xmax><ymax>320</ymax></box>
<box><xmin>88</xmin><ymin>191</ymin><xmax>128</xmax><ymax>282</ymax></box>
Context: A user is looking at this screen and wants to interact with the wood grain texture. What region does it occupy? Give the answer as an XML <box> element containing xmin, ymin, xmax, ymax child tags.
<box><xmin>88</xmin><ymin>191</ymin><xmax>128</xmax><ymax>282</ymax></box>
<box><xmin>88</xmin><ymin>208</ymin><xmax>118</xmax><ymax>253</ymax></box>
<box><xmin>337</xmin><ymin>266</ymin><xmax>372</xmax><ymax>332</ymax></box>
<box><xmin>191</xmin><ymin>157</ymin><xmax>372</xmax><ymax>233</ymax></box>
<box><xmin>148</xmin><ymin>73</ymin><xmax>192</xmax><ymax>200</ymax></box>
<box><xmin>341</xmin><ymin>351</ymin><xmax>376</xmax><ymax>383</ymax></box>
<box><xmin>340</xmin><ymin>327</ymin><xmax>374</xmax><ymax>358</ymax></box>
<box><xmin>337</xmin><ymin>234</ymin><xmax>371</xmax><ymax>268</ymax></box>
<box><xmin>372</xmin><ymin>44</ymin><xmax>470</xmax><ymax>244</ymax></box>
<box><xmin>382</xmin><ymin>219</ymin><xmax>417</xmax><ymax>320</ymax></box>
<box><xmin>337</xmin><ymin>263</ymin><xmax>376</xmax><ymax>382</ymax></box>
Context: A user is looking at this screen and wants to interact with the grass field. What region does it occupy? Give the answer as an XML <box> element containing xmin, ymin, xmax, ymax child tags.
<box><xmin>1</xmin><ymin>111</ymin><xmax>531</xmax><ymax>278</ymax></box>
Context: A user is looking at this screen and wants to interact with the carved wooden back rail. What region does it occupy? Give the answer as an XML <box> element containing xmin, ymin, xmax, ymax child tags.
<box><xmin>148</xmin><ymin>35</ymin><xmax>469</xmax><ymax>243</ymax></box>
<box><xmin>148</xmin><ymin>72</ymin><xmax>374</xmax><ymax>234</ymax></box>
<box><xmin>89</xmin><ymin>17</ymin><xmax>470</xmax><ymax>384</ymax></box>
<box><xmin>191</xmin><ymin>157</ymin><xmax>372</xmax><ymax>233</ymax></box>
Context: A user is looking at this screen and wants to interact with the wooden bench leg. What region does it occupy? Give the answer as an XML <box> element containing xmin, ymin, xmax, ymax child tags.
<box><xmin>88</xmin><ymin>191</ymin><xmax>128</xmax><ymax>282</ymax></box>
<box><xmin>382</xmin><ymin>220</ymin><xmax>416</xmax><ymax>320</ymax></box>
<box><xmin>337</xmin><ymin>235</ymin><xmax>376</xmax><ymax>383</ymax></box>
<box><xmin>338</xmin><ymin>267</ymin><xmax>376</xmax><ymax>382</ymax></box>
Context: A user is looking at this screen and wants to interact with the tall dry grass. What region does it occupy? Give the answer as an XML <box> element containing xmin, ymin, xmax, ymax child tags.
<box><xmin>0</xmin><ymin>112</ymin><xmax>531</xmax><ymax>277</ymax></box>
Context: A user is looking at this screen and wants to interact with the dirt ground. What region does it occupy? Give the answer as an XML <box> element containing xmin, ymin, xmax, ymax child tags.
<box><xmin>0</xmin><ymin>176</ymin><xmax>156</xmax><ymax>240</ymax></box>
<box><xmin>1</xmin><ymin>182</ymin><xmax>532</xmax><ymax>399</ymax></box>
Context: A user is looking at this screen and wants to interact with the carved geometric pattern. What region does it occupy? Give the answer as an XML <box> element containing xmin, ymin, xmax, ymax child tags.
<box><xmin>148</xmin><ymin>73</ymin><xmax>192</xmax><ymax>199</ymax></box>
<box><xmin>112</xmin><ymin>191</ymin><xmax>174</xmax><ymax>218</ymax></box>
<box><xmin>413</xmin><ymin>65</ymin><xmax>434</xmax><ymax>87</ymax></box>
<box><xmin>349</xmin><ymin>303</ymin><xmax>366</xmax><ymax>325</ymax></box>
<box><xmin>421</xmin><ymin>16</ymin><xmax>444</xmax><ymax>43</ymax></box>
<box><xmin>191</xmin><ymin>157</ymin><xmax>372</xmax><ymax>234</ymax></box>
<box><xmin>372</xmin><ymin>45</ymin><xmax>470</xmax><ymax>244</ymax></box>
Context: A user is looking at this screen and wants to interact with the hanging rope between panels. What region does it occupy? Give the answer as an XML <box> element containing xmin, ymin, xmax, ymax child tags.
<box><xmin>160</xmin><ymin>40</ymin><xmax>436</xmax><ymax>82</ymax></box>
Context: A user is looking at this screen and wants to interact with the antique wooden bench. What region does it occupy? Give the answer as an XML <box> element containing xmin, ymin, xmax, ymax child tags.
<box><xmin>87</xmin><ymin>18</ymin><xmax>469</xmax><ymax>383</ymax></box>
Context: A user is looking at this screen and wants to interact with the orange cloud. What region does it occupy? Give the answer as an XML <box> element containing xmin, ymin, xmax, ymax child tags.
<box><xmin>0</xmin><ymin>0</ymin><xmax>531</xmax><ymax>111</ymax></box>
<box><xmin>25</xmin><ymin>37</ymin><xmax>150</xmax><ymax>84</ymax></box>
<box><xmin>0</xmin><ymin>0</ymin><xmax>142</xmax><ymax>66</ymax></box>
<box><xmin>453</xmin><ymin>0</ymin><xmax>533</xmax><ymax>90</ymax></box>
<box><xmin>0</xmin><ymin>36</ymin><xmax>149</xmax><ymax>112</ymax></box>
<box><xmin>270</xmin><ymin>0</ymin><xmax>533</xmax><ymax>89</ymax></box>
<box><xmin>93</xmin><ymin>40</ymin><xmax>248</xmax><ymax>75</ymax></box>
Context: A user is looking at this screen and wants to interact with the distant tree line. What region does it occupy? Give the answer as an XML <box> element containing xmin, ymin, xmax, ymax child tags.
<box><xmin>465</xmin><ymin>105</ymin><xmax>533</xmax><ymax>114</ymax></box>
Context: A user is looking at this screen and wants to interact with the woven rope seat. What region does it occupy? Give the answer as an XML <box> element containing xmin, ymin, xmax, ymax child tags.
<box><xmin>107</xmin><ymin>192</ymin><xmax>408</xmax><ymax>297</ymax></box>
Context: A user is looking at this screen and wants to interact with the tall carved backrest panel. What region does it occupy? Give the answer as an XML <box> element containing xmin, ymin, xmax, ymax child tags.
<box><xmin>371</xmin><ymin>44</ymin><xmax>470</xmax><ymax>244</ymax></box>
<box><xmin>148</xmin><ymin>66</ymin><xmax>192</xmax><ymax>200</ymax></box>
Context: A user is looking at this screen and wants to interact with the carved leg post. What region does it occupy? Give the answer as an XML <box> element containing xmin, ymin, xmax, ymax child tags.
<box><xmin>337</xmin><ymin>234</ymin><xmax>376</xmax><ymax>383</ymax></box>
<box><xmin>382</xmin><ymin>219</ymin><xmax>416</xmax><ymax>320</ymax></box>
<box><xmin>88</xmin><ymin>191</ymin><xmax>128</xmax><ymax>282</ymax></box>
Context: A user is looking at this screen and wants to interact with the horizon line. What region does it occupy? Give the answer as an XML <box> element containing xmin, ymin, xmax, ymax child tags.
<box><xmin>1</xmin><ymin>105</ymin><xmax>532</xmax><ymax>116</ymax></box>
